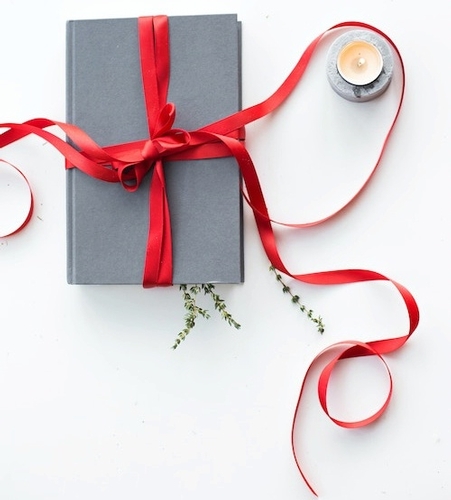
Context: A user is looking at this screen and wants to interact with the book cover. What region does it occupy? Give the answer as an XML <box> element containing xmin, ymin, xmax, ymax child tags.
<box><xmin>66</xmin><ymin>14</ymin><xmax>243</xmax><ymax>285</ymax></box>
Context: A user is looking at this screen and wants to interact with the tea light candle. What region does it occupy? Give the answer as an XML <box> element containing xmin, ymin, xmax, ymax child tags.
<box><xmin>326</xmin><ymin>30</ymin><xmax>394</xmax><ymax>102</ymax></box>
<box><xmin>337</xmin><ymin>40</ymin><xmax>383</xmax><ymax>85</ymax></box>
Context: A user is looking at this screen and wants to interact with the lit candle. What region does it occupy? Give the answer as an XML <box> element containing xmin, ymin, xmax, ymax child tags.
<box><xmin>337</xmin><ymin>40</ymin><xmax>383</xmax><ymax>85</ymax></box>
<box><xmin>326</xmin><ymin>30</ymin><xmax>394</xmax><ymax>102</ymax></box>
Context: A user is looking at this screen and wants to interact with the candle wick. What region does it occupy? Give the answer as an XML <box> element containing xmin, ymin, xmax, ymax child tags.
<box><xmin>357</xmin><ymin>57</ymin><xmax>366</xmax><ymax>68</ymax></box>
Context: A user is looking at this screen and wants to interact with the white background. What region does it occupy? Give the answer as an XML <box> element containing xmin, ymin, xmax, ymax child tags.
<box><xmin>0</xmin><ymin>0</ymin><xmax>449</xmax><ymax>499</ymax></box>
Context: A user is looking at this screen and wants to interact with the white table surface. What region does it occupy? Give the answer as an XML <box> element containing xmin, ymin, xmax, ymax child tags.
<box><xmin>1</xmin><ymin>0</ymin><xmax>449</xmax><ymax>499</ymax></box>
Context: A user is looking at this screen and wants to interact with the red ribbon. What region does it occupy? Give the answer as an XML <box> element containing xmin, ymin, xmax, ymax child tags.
<box><xmin>0</xmin><ymin>17</ymin><xmax>419</xmax><ymax>495</ymax></box>
<box><xmin>0</xmin><ymin>159</ymin><xmax>34</xmax><ymax>237</ymax></box>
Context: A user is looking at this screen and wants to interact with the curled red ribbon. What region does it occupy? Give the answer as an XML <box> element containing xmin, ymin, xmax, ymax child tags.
<box><xmin>0</xmin><ymin>17</ymin><xmax>419</xmax><ymax>495</ymax></box>
<box><xmin>0</xmin><ymin>159</ymin><xmax>33</xmax><ymax>237</ymax></box>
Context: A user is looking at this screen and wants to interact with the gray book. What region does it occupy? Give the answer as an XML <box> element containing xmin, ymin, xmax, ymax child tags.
<box><xmin>66</xmin><ymin>14</ymin><xmax>243</xmax><ymax>284</ymax></box>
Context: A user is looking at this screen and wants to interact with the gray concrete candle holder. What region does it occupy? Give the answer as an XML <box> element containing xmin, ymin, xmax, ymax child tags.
<box><xmin>326</xmin><ymin>29</ymin><xmax>394</xmax><ymax>102</ymax></box>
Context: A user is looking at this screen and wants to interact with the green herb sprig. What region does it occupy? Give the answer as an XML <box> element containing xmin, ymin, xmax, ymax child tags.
<box><xmin>172</xmin><ymin>284</ymin><xmax>241</xmax><ymax>349</ymax></box>
<box><xmin>269</xmin><ymin>265</ymin><xmax>325</xmax><ymax>334</ymax></box>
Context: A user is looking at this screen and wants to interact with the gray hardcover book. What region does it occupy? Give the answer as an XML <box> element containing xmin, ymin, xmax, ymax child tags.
<box><xmin>66</xmin><ymin>14</ymin><xmax>243</xmax><ymax>284</ymax></box>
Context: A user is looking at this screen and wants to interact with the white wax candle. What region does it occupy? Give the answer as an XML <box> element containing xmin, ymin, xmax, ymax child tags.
<box><xmin>337</xmin><ymin>40</ymin><xmax>383</xmax><ymax>85</ymax></box>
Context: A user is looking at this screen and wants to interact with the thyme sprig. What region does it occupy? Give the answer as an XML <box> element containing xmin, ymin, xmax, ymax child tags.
<box><xmin>269</xmin><ymin>265</ymin><xmax>325</xmax><ymax>334</ymax></box>
<box><xmin>172</xmin><ymin>284</ymin><xmax>241</xmax><ymax>349</ymax></box>
<box><xmin>201</xmin><ymin>283</ymin><xmax>242</xmax><ymax>329</ymax></box>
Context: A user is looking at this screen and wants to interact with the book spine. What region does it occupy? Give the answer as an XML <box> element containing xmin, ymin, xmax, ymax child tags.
<box><xmin>65</xmin><ymin>21</ymin><xmax>75</xmax><ymax>284</ymax></box>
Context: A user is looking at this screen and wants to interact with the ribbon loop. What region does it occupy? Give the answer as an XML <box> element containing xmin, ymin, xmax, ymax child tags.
<box><xmin>117</xmin><ymin>161</ymin><xmax>152</xmax><ymax>192</ymax></box>
<box><xmin>155</xmin><ymin>102</ymin><xmax>177</xmax><ymax>134</ymax></box>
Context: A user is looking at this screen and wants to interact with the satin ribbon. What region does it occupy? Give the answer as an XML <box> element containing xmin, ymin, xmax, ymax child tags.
<box><xmin>0</xmin><ymin>159</ymin><xmax>33</xmax><ymax>237</ymax></box>
<box><xmin>0</xmin><ymin>17</ymin><xmax>419</xmax><ymax>495</ymax></box>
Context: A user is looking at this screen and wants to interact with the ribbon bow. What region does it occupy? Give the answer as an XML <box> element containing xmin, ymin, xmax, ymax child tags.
<box><xmin>141</xmin><ymin>104</ymin><xmax>191</xmax><ymax>162</ymax></box>
<box><xmin>112</xmin><ymin>103</ymin><xmax>191</xmax><ymax>192</ymax></box>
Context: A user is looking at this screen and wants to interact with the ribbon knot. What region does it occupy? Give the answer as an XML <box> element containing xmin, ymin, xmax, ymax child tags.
<box><xmin>116</xmin><ymin>103</ymin><xmax>191</xmax><ymax>192</ymax></box>
<box><xmin>141</xmin><ymin>103</ymin><xmax>191</xmax><ymax>161</ymax></box>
